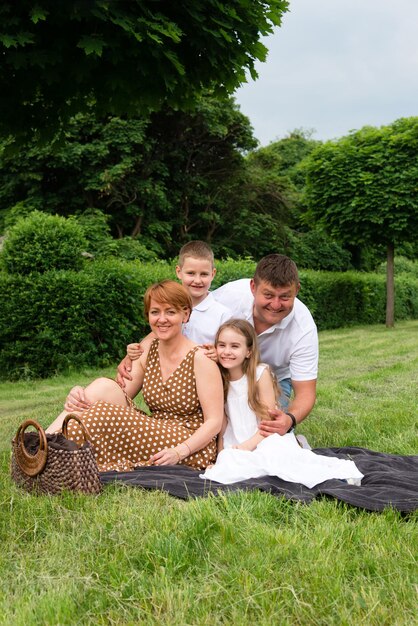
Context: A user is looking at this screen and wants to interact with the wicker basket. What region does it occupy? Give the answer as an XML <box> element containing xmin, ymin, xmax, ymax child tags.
<box><xmin>11</xmin><ymin>415</ymin><xmax>102</xmax><ymax>495</ymax></box>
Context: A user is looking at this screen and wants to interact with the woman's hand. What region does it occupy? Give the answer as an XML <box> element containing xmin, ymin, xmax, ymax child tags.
<box><xmin>149</xmin><ymin>447</ymin><xmax>182</xmax><ymax>466</ymax></box>
<box><xmin>64</xmin><ymin>386</ymin><xmax>91</xmax><ymax>413</ymax></box>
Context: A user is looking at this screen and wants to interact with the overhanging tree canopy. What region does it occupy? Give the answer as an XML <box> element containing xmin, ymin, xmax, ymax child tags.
<box><xmin>0</xmin><ymin>0</ymin><xmax>288</xmax><ymax>139</ymax></box>
<box><xmin>0</xmin><ymin>97</ymin><xmax>272</xmax><ymax>257</ymax></box>
<box><xmin>304</xmin><ymin>117</ymin><xmax>418</xmax><ymax>326</ymax></box>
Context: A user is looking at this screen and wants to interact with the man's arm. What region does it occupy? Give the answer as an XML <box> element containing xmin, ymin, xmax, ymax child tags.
<box><xmin>259</xmin><ymin>378</ymin><xmax>316</xmax><ymax>436</ymax></box>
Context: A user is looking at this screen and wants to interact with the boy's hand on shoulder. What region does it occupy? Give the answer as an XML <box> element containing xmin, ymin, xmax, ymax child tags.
<box><xmin>127</xmin><ymin>342</ymin><xmax>144</xmax><ymax>360</ymax></box>
<box><xmin>116</xmin><ymin>355</ymin><xmax>133</xmax><ymax>388</ymax></box>
<box><xmin>200</xmin><ymin>344</ymin><xmax>218</xmax><ymax>362</ymax></box>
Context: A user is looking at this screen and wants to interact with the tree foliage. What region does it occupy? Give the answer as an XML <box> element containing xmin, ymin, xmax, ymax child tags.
<box><xmin>146</xmin><ymin>97</ymin><xmax>259</xmax><ymax>254</ymax></box>
<box><xmin>286</xmin><ymin>228</ymin><xmax>352</xmax><ymax>271</ymax></box>
<box><xmin>260</xmin><ymin>128</ymin><xmax>320</xmax><ymax>192</ymax></box>
<box><xmin>217</xmin><ymin>146</ymin><xmax>294</xmax><ymax>257</ymax></box>
<box><xmin>304</xmin><ymin>117</ymin><xmax>418</xmax><ymax>325</ymax></box>
<box><xmin>225</xmin><ymin>132</ymin><xmax>355</xmax><ymax>266</ymax></box>
<box><xmin>0</xmin><ymin>0</ymin><xmax>288</xmax><ymax>140</ymax></box>
<box><xmin>0</xmin><ymin>97</ymin><xmax>298</xmax><ymax>259</ymax></box>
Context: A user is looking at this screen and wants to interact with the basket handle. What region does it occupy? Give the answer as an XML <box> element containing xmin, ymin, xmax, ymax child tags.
<box><xmin>62</xmin><ymin>414</ymin><xmax>93</xmax><ymax>444</ymax></box>
<box><xmin>14</xmin><ymin>419</ymin><xmax>48</xmax><ymax>477</ymax></box>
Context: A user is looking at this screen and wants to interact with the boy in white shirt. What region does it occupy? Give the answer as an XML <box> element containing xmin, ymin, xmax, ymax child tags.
<box><xmin>116</xmin><ymin>241</ymin><xmax>231</xmax><ymax>385</ymax></box>
<box><xmin>175</xmin><ymin>241</ymin><xmax>232</xmax><ymax>345</ymax></box>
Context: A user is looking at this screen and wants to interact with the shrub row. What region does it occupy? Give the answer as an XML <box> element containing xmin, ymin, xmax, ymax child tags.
<box><xmin>298</xmin><ymin>270</ymin><xmax>418</xmax><ymax>328</ymax></box>
<box><xmin>0</xmin><ymin>260</ymin><xmax>169</xmax><ymax>380</ymax></box>
<box><xmin>1</xmin><ymin>259</ymin><xmax>418</xmax><ymax>380</ymax></box>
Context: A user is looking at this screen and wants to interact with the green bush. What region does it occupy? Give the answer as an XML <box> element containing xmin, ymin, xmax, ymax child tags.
<box><xmin>287</xmin><ymin>229</ymin><xmax>352</xmax><ymax>271</ymax></box>
<box><xmin>212</xmin><ymin>258</ymin><xmax>256</xmax><ymax>288</ymax></box>
<box><xmin>76</xmin><ymin>208</ymin><xmax>113</xmax><ymax>256</ymax></box>
<box><xmin>1</xmin><ymin>211</ymin><xmax>87</xmax><ymax>274</ymax></box>
<box><xmin>377</xmin><ymin>256</ymin><xmax>418</xmax><ymax>280</ymax></box>
<box><xmin>74</xmin><ymin>210</ymin><xmax>158</xmax><ymax>261</ymax></box>
<box><xmin>298</xmin><ymin>271</ymin><xmax>387</xmax><ymax>328</ymax></box>
<box><xmin>0</xmin><ymin>259</ymin><xmax>171</xmax><ymax>380</ymax></box>
<box><xmin>1</xmin><ymin>256</ymin><xmax>418</xmax><ymax>380</ymax></box>
<box><xmin>99</xmin><ymin>237</ymin><xmax>158</xmax><ymax>262</ymax></box>
<box><xmin>298</xmin><ymin>270</ymin><xmax>418</xmax><ymax>329</ymax></box>
<box><xmin>394</xmin><ymin>274</ymin><xmax>418</xmax><ymax>320</ymax></box>
<box><xmin>2</xmin><ymin>199</ymin><xmax>42</xmax><ymax>231</ymax></box>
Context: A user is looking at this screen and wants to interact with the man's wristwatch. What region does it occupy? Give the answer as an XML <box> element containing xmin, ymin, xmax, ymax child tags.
<box><xmin>285</xmin><ymin>411</ymin><xmax>297</xmax><ymax>433</ymax></box>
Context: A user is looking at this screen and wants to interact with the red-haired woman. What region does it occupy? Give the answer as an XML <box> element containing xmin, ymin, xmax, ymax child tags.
<box><xmin>47</xmin><ymin>280</ymin><xmax>224</xmax><ymax>471</ymax></box>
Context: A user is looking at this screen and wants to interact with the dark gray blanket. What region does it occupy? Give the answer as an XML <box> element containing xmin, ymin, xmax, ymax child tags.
<box><xmin>100</xmin><ymin>447</ymin><xmax>418</xmax><ymax>512</ymax></box>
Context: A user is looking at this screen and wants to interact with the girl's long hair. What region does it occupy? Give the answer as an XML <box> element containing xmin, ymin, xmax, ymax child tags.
<box><xmin>215</xmin><ymin>319</ymin><xmax>280</xmax><ymax>421</ymax></box>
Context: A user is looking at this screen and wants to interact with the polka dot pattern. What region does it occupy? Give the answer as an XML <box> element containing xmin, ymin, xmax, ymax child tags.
<box><xmin>67</xmin><ymin>340</ymin><xmax>216</xmax><ymax>472</ymax></box>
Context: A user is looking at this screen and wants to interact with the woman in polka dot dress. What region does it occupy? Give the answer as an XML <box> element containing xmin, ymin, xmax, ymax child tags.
<box><xmin>46</xmin><ymin>281</ymin><xmax>224</xmax><ymax>472</ymax></box>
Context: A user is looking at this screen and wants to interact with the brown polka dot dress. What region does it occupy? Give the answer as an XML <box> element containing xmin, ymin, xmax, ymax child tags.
<box><xmin>67</xmin><ymin>340</ymin><xmax>217</xmax><ymax>472</ymax></box>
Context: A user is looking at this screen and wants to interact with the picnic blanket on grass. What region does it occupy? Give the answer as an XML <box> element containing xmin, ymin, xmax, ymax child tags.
<box><xmin>100</xmin><ymin>446</ymin><xmax>418</xmax><ymax>513</ymax></box>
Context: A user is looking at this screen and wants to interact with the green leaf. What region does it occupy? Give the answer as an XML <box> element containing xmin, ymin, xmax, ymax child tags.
<box><xmin>219</xmin><ymin>28</ymin><xmax>233</xmax><ymax>43</ymax></box>
<box><xmin>30</xmin><ymin>6</ymin><xmax>49</xmax><ymax>24</ymax></box>
<box><xmin>77</xmin><ymin>36</ymin><xmax>106</xmax><ymax>57</ymax></box>
<box><xmin>0</xmin><ymin>34</ymin><xmax>17</xmax><ymax>48</ymax></box>
<box><xmin>16</xmin><ymin>32</ymin><xmax>35</xmax><ymax>46</ymax></box>
<box><xmin>163</xmin><ymin>50</ymin><xmax>185</xmax><ymax>75</ymax></box>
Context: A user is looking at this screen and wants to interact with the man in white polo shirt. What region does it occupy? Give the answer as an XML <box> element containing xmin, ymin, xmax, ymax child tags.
<box><xmin>212</xmin><ymin>254</ymin><xmax>318</xmax><ymax>438</ymax></box>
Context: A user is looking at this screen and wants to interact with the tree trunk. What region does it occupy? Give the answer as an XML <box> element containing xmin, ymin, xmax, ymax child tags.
<box><xmin>386</xmin><ymin>242</ymin><xmax>395</xmax><ymax>327</ymax></box>
<box><xmin>131</xmin><ymin>214</ymin><xmax>143</xmax><ymax>238</ymax></box>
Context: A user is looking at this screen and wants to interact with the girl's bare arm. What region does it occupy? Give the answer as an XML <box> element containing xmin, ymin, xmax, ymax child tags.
<box><xmin>234</xmin><ymin>367</ymin><xmax>277</xmax><ymax>451</ymax></box>
<box><xmin>217</xmin><ymin>413</ymin><xmax>228</xmax><ymax>453</ymax></box>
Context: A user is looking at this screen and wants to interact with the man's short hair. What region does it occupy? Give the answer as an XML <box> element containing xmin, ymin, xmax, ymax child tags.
<box><xmin>178</xmin><ymin>240</ymin><xmax>214</xmax><ymax>267</ymax></box>
<box><xmin>253</xmin><ymin>254</ymin><xmax>299</xmax><ymax>288</ymax></box>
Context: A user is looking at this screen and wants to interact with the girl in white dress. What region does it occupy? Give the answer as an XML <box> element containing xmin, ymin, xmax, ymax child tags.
<box><xmin>202</xmin><ymin>319</ymin><xmax>363</xmax><ymax>488</ymax></box>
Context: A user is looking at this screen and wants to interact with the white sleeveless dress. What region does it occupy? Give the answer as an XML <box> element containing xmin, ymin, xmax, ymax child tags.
<box><xmin>202</xmin><ymin>365</ymin><xmax>363</xmax><ymax>488</ymax></box>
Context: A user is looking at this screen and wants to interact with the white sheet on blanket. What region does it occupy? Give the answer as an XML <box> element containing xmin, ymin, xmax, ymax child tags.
<box><xmin>200</xmin><ymin>433</ymin><xmax>364</xmax><ymax>488</ymax></box>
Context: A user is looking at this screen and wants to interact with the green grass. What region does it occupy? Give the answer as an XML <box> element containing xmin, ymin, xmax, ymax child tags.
<box><xmin>1</xmin><ymin>322</ymin><xmax>417</xmax><ymax>625</ymax></box>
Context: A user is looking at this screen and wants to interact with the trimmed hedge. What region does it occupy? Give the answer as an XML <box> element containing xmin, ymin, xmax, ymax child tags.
<box><xmin>0</xmin><ymin>259</ymin><xmax>169</xmax><ymax>380</ymax></box>
<box><xmin>211</xmin><ymin>258</ymin><xmax>257</xmax><ymax>289</ymax></box>
<box><xmin>1</xmin><ymin>259</ymin><xmax>418</xmax><ymax>380</ymax></box>
<box><xmin>298</xmin><ymin>270</ymin><xmax>418</xmax><ymax>328</ymax></box>
<box><xmin>1</xmin><ymin>211</ymin><xmax>86</xmax><ymax>275</ymax></box>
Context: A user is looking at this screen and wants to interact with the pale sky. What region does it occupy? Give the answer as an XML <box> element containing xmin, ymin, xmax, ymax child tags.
<box><xmin>235</xmin><ymin>0</ymin><xmax>418</xmax><ymax>145</ymax></box>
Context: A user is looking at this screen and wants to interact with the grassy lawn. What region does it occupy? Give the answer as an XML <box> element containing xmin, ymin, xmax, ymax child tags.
<box><xmin>1</xmin><ymin>321</ymin><xmax>417</xmax><ymax>625</ymax></box>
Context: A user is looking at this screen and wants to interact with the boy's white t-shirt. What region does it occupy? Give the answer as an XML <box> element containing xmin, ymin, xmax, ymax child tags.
<box><xmin>212</xmin><ymin>278</ymin><xmax>318</xmax><ymax>382</ymax></box>
<box><xmin>182</xmin><ymin>292</ymin><xmax>232</xmax><ymax>345</ymax></box>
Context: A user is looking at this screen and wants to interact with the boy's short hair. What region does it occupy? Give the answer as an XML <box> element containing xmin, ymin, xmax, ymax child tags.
<box><xmin>253</xmin><ymin>254</ymin><xmax>299</xmax><ymax>288</ymax></box>
<box><xmin>144</xmin><ymin>280</ymin><xmax>192</xmax><ymax>317</ymax></box>
<box><xmin>178</xmin><ymin>240</ymin><xmax>214</xmax><ymax>267</ymax></box>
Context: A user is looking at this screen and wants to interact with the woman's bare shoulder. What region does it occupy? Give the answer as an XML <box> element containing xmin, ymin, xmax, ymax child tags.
<box><xmin>141</xmin><ymin>334</ymin><xmax>156</xmax><ymax>350</ymax></box>
<box><xmin>194</xmin><ymin>347</ymin><xmax>219</xmax><ymax>371</ymax></box>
